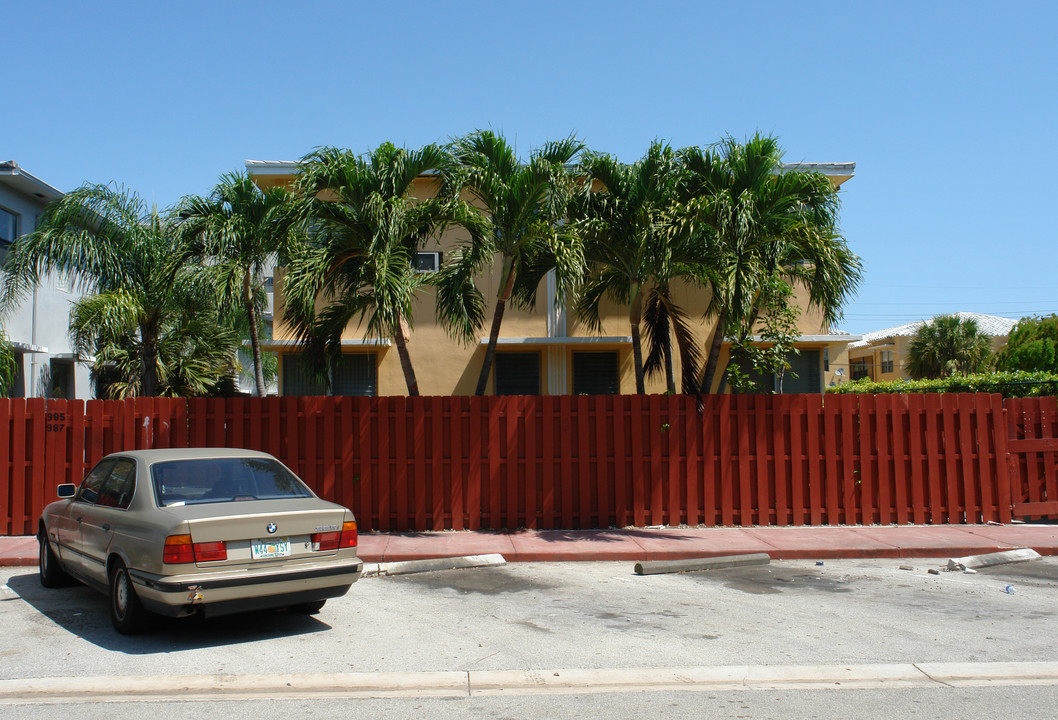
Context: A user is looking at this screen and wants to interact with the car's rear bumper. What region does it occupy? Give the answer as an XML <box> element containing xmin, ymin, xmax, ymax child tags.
<box><xmin>129</xmin><ymin>556</ymin><xmax>363</xmax><ymax>618</ymax></box>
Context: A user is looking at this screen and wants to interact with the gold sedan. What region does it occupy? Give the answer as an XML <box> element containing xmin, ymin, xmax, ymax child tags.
<box><xmin>38</xmin><ymin>448</ymin><xmax>363</xmax><ymax>634</ymax></box>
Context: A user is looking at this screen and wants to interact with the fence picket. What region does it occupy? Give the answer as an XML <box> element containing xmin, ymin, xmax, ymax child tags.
<box><xmin>876</xmin><ymin>396</ymin><xmax>893</xmax><ymax>525</ymax></box>
<box><xmin>12</xmin><ymin>400</ymin><xmax>30</xmax><ymax>535</ymax></box>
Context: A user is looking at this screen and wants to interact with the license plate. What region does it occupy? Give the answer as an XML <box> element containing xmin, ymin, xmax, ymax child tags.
<box><xmin>251</xmin><ymin>537</ymin><xmax>291</xmax><ymax>559</ymax></box>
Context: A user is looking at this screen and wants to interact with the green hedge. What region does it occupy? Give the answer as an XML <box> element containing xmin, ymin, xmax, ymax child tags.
<box><xmin>826</xmin><ymin>370</ymin><xmax>1058</xmax><ymax>398</ymax></box>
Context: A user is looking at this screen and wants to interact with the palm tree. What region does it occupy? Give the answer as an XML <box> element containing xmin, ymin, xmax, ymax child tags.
<box><xmin>572</xmin><ymin>142</ymin><xmax>704</xmax><ymax>394</ymax></box>
<box><xmin>285</xmin><ymin>143</ymin><xmax>474</xmax><ymax>396</ymax></box>
<box><xmin>175</xmin><ymin>172</ymin><xmax>302</xmax><ymax>396</ymax></box>
<box><xmin>907</xmin><ymin>314</ymin><xmax>993</xmax><ymax>379</ymax></box>
<box><xmin>0</xmin><ymin>184</ymin><xmax>202</xmax><ymax>397</ymax></box>
<box><xmin>0</xmin><ymin>327</ymin><xmax>15</xmax><ymax>396</ymax></box>
<box><xmin>70</xmin><ymin>273</ymin><xmax>240</xmax><ymax>398</ymax></box>
<box><xmin>438</xmin><ymin>130</ymin><xmax>584</xmax><ymax>396</ymax></box>
<box><xmin>678</xmin><ymin>135</ymin><xmax>862</xmax><ymax>393</ymax></box>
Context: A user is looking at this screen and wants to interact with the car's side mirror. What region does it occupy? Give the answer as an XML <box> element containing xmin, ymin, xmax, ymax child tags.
<box><xmin>56</xmin><ymin>484</ymin><xmax>77</xmax><ymax>498</ymax></box>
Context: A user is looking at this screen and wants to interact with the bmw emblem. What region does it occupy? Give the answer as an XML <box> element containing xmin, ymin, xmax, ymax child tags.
<box><xmin>266</xmin><ymin>522</ymin><xmax>278</xmax><ymax>534</ymax></box>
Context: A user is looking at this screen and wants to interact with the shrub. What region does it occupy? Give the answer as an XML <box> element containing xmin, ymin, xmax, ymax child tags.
<box><xmin>995</xmin><ymin>314</ymin><xmax>1058</xmax><ymax>373</ymax></box>
<box><xmin>826</xmin><ymin>370</ymin><xmax>1058</xmax><ymax>398</ymax></box>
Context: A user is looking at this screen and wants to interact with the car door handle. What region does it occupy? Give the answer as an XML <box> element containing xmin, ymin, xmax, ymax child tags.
<box><xmin>102</xmin><ymin>523</ymin><xmax>111</xmax><ymax>532</ymax></box>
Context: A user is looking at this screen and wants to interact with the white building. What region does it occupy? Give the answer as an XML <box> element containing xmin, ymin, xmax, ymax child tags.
<box><xmin>0</xmin><ymin>161</ymin><xmax>92</xmax><ymax>399</ymax></box>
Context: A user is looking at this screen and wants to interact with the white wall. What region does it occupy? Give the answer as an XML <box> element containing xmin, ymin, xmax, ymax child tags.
<box><xmin>1</xmin><ymin>184</ymin><xmax>92</xmax><ymax>399</ymax></box>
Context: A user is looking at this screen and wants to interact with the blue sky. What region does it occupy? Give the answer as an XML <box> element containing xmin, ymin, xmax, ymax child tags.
<box><xmin>7</xmin><ymin>2</ymin><xmax>1056</xmax><ymax>335</ymax></box>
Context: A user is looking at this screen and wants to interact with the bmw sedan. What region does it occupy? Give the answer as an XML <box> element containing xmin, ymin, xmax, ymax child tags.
<box><xmin>37</xmin><ymin>448</ymin><xmax>363</xmax><ymax>634</ymax></box>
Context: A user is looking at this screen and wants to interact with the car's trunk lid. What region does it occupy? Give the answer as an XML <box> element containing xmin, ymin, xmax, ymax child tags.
<box><xmin>169</xmin><ymin>498</ymin><xmax>349</xmax><ymax>568</ymax></box>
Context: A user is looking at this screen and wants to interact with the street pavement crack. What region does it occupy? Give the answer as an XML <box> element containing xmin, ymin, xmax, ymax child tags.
<box><xmin>913</xmin><ymin>662</ymin><xmax>956</xmax><ymax>688</ymax></box>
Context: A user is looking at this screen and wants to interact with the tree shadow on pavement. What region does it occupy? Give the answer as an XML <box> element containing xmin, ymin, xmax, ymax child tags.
<box><xmin>519</xmin><ymin>528</ymin><xmax>697</xmax><ymax>543</ymax></box>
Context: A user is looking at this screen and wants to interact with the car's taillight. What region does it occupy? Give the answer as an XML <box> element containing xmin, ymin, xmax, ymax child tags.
<box><xmin>311</xmin><ymin>521</ymin><xmax>357</xmax><ymax>552</ymax></box>
<box><xmin>311</xmin><ymin>531</ymin><xmax>340</xmax><ymax>551</ymax></box>
<box><xmin>193</xmin><ymin>541</ymin><xmax>227</xmax><ymax>562</ymax></box>
<box><xmin>163</xmin><ymin>534</ymin><xmax>227</xmax><ymax>563</ymax></box>
<box><xmin>340</xmin><ymin>520</ymin><xmax>357</xmax><ymax>548</ymax></box>
<box><xmin>163</xmin><ymin>534</ymin><xmax>195</xmax><ymax>564</ymax></box>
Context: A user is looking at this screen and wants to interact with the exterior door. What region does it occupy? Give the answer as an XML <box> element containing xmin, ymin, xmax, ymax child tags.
<box><xmin>77</xmin><ymin>457</ymin><xmax>137</xmax><ymax>585</ymax></box>
<box><xmin>56</xmin><ymin>459</ymin><xmax>114</xmax><ymax>575</ymax></box>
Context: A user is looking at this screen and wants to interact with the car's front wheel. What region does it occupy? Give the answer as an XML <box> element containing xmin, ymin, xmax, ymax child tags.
<box><xmin>38</xmin><ymin>532</ymin><xmax>71</xmax><ymax>588</ymax></box>
<box><xmin>109</xmin><ymin>561</ymin><xmax>152</xmax><ymax>635</ymax></box>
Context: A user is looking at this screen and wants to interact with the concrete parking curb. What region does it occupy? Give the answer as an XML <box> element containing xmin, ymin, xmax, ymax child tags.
<box><xmin>364</xmin><ymin>553</ymin><xmax>507</xmax><ymax>577</ymax></box>
<box><xmin>946</xmin><ymin>548</ymin><xmax>1042</xmax><ymax>571</ymax></box>
<box><xmin>634</xmin><ymin>552</ymin><xmax>771</xmax><ymax>575</ymax></box>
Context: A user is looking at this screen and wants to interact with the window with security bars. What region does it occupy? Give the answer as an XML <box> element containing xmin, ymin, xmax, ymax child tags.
<box><xmin>780</xmin><ymin>349</ymin><xmax>820</xmax><ymax>394</ymax></box>
<box><xmin>494</xmin><ymin>352</ymin><xmax>540</xmax><ymax>395</ymax></box>
<box><xmin>282</xmin><ymin>353</ymin><xmax>377</xmax><ymax>396</ymax></box>
<box><xmin>572</xmin><ymin>351</ymin><xmax>620</xmax><ymax>395</ymax></box>
<box><xmin>332</xmin><ymin>354</ymin><xmax>378</xmax><ymax>396</ymax></box>
<box><xmin>731</xmin><ymin>349</ymin><xmax>821</xmax><ymax>394</ymax></box>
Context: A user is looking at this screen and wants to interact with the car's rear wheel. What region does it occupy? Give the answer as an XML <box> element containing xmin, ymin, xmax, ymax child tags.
<box><xmin>290</xmin><ymin>599</ymin><xmax>327</xmax><ymax>614</ymax></box>
<box><xmin>109</xmin><ymin>561</ymin><xmax>152</xmax><ymax>635</ymax></box>
<box><xmin>38</xmin><ymin>532</ymin><xmax>71</xmax><ymax>588</ymax></box>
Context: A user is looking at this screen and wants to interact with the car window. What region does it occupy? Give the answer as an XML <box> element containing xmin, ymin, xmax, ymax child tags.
<box><xmin>152</xmin><ymin>458</ymin><xmax>314</xmax><ymax>507</ymax></box>
<box><xmin>97</xmin><ymin>458</ymin><xmax>136</xmax><ymax>509</ymax></box>
<box><xmin>77</xmin><ymin>460</ymin><xmax>115</xmax><ymax>505</ymax></box>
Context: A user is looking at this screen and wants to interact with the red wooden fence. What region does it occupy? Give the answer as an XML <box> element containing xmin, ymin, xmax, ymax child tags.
<box><xmin>1006</xmin><ymin>396</ymin><xmax>1058</xmax><ymax>517</ymax></box>
<box><xmin>2</xmin><ymin>393</ymin><xmax>1053</xmax><ymax>536</ymax></box>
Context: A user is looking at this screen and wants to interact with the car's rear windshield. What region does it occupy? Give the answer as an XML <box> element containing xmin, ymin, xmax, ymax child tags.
<box><xmin>151</xmin><ymin>458</ymin><xmax>314</xmax><ymax>507</ymax></box>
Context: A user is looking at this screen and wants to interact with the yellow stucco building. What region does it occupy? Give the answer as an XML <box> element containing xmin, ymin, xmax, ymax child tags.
<box><xmin>843</xmin><ymin>312</ymin><xmax>1015</xmax><ymax>384</ymax></box>
<box><xmin>247</xmin><ymin>159</ymin><xmax>861</xmax><ymax>397</ymax></box>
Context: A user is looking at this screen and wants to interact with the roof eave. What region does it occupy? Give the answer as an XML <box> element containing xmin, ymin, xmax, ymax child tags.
<box><xmin>0</xmin><ymin>161</ymin><xmax>64</xmax><ymax>203</ymax></box>
<box><xmin>244</xmin><ymin>160</ymin><xmax>300</xmax><ymax>176</ymax></box>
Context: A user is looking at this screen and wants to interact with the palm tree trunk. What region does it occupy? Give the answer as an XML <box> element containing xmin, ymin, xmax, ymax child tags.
<box><xmin>630</xmin><ymin>288</ymin><xmax>645</xmax><ymax>395</ymax></box>
<box><xmin>474</xmin><ymin>256</ymin><xmax>517</xmax><ymax>396</ymax></box>
<box><xmin>244</xmin><ymin>271</ymin><xmax>267</xmax><ymax>396</ymax></box>
<box><xmin>140</xmin><ymin>323</ymin><xmax>160</xmax><ymax>397</ymax></box>
<box><xmin>394</xmin><ymin>317</ymin><xmax>419</xmax><ymax>397</ymax></box>
<box><xmin>247</xmin><ymin>302</ymin><xmax>266</xmax><ymax>396</ymax></box>
<box><xmin>664</xmin><ymin>326</ymin><xmax>676</xmax><ymax>394</ymax></box>
<box><xmin>700</xmin><ymin>308</ymin><xmax>726</xmax><ymax>394</ymax></box>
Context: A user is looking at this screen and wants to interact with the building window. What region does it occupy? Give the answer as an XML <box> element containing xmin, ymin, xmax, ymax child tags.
<box><xmin>880</xmin><ymin>350</ymin><xmax>894</xmax><ymax>374</ymax></box>
<box><xmin>414</xmin><ymin>251</ymin><xmax>441</xmax><ymax>273</ymax></box>
<box><xmin>823</xmin><ymin>347</ymin><xmax>830</xmax><ymax>372</ymax></box>
<box><xmin>0</xmin><ymin>207</ymin><xmax>17</xmax><ymax>266</ymax></box>
<box><xmin>731</xmin><ymin>349</ymin><xmax>821</xmax><ymax>394</ymax></box>
<box><xmin>572</xmin><ymin>351</ymin><xmax>620</xmax><ymax>395</ymax></box>
<box><xmin>283</xmin><ymin>355</ymin><xmax>327</xmax><ymax>396</ymax></box>
<box><xmin>779</xmin><ymin>349</ymin><xmax>820</xmax><ymax>394</ymax></box>
<box><xmin>851</xmin><ymin>358</ymin><xmax>871</xmax><ymax>381</ymax></box>
<box><xmin>11</xmin><ymin>353</ymin><xmax>25</xmax><ymax>398</ymax></box>
<box><xmin>282</xmin><ymin>353</ymin><xmax>377</xmax><ymax>396</ymax></box>
<box><xmin>494</xmin><ymin>352</ymin><xmax>540</xmax><ymax>395</ymax></box>
<box><xmin>331</xmin><ymin>354</ymin><xmax>378</xmax><ymax>396</ymax></box>
<box><xmin>48</xmin><ymin>359</ymin><xmax>76</xmax><ymax>399</ymax></box>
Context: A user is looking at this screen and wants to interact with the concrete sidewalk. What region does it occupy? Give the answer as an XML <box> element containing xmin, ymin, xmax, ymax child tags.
<box><xmin>3</xmin><ymin>523</ymin><xmax>1058</xmax><ymax>567</ymax></box>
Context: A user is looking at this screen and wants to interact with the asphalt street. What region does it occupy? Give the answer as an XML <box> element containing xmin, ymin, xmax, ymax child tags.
<box><xmin>3</xmin><ymin>557</ymin><xmax>1058</xmax><ymax>718</ymax></box>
